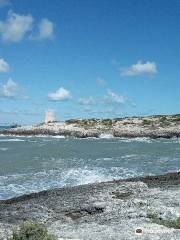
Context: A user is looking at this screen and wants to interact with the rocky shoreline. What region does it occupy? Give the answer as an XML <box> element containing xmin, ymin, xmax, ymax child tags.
<box><xmin>0</xmin><ymin>172</ymin><xmax>180</xmax><ymax>239</ymax></box>
<box><xmin>1</xmin><ymin>114</ymin><xmax>180</xmax><ymax>139</ymax></box>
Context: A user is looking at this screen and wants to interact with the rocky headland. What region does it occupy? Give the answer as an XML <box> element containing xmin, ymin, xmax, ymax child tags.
<box><xmin>0</xmin><ymin>172</ymin><xmax>180</xmax><ymax>239</ymax></box>
<box><xmin>1</xmin><ymin>114</ymin><xmax>180</xmax><ymax>139</ymax></box>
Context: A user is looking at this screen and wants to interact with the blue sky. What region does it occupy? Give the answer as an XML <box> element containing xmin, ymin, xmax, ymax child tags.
<box><xmin>0</xmin><ymin>0</ymin><xmax>180</xmax><ymax>124</ymax></box>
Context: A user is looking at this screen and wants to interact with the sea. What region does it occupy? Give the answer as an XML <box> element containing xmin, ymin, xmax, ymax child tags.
<box><xmin>0</xmin><ymin>134</ymin><xmax>180</xmax><ymax>200</ymax></box>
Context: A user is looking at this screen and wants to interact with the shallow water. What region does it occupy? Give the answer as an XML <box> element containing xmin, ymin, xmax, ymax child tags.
<box><xmin>0</xmin><ymin>135</ymin><xmax>179</xmax><ymax>199</ymax></box>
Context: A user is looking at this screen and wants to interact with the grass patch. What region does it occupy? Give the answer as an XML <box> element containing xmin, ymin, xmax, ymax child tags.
<box><xmin>65</xmin><ymin>118</ymin><xmax>99</xmax><ymax>126</ymax></box>
<box><xmin>173</xmin><ymin>114</ymin><xmax>180</xmax><ymax>118</ymax></box>
<box><xmin>159</xmin><ymin>116</ymin><xmax>167</xmax><ymax>122</ymax></box>
<box><xmin>65</xmin><ymin>119</ymin><xmax>82</xmax><ymax>124</ymax></box>
<box><xmin>148</xmin><ymin>214</ymin><xmax>180</xmax><ymax>229</ymax></box>
<box><xmin>142</xmin><ymin>119</ymin><xmax>152</xmax><ymax>126</ymax></box>
<box><xmin>10</xmin><ymin>222</ymin><xmax>57</xmax><ymax>240</ymax></box>
<box><xmin>102</xmin><ymin>119</ymin><xmax>113</xmax><ymax>126</ymax></box>
<box><xmin>170</xmin><ymin>117</ymin><xmax>180</xmax><ymax>123</ymax></box>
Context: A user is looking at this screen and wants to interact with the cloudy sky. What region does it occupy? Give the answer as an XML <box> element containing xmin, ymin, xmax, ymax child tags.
<box><xmin>0</xmin><ymin>0</ymin><xmax>180</xmax><ymax>124</ymax></box>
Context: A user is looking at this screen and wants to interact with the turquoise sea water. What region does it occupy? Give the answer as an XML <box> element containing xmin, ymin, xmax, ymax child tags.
<box><xmin>0</xmin><ymin>135</ymin><xmax>179</xmax><ymax>200</ymax></box>
<box><xmin>0</xmin><ymin>126</ymin><xmax>11</xmax><ymax>129</ymax></box>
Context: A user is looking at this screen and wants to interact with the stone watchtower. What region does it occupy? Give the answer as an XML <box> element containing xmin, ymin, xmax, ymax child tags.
<box><xmin>45</xmin><ymin>111</ymin><xmax>55</xmax><ymax>124</ymax></box>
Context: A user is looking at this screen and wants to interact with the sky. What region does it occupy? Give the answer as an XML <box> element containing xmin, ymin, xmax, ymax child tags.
<box><xmin>0</xmin><ymin>0</ymin><xmax>180</xmax><ymax>124</ymax></box>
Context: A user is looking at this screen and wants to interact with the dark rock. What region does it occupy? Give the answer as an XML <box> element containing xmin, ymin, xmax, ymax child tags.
<box><xmin>111</xmin><ymin>191</ymin><xmax>132</xmax><ymax>199</ymax></box>
<box><xmin>65</xmin><ymin>206</ymin><xmax>104</xmax><ymax>220</ymax></box>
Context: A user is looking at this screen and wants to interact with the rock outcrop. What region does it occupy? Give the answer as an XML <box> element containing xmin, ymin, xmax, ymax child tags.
<box><xmin>0</xmin><ymin>172</ymin><xmax>180</xmax><ymax>239</ymax></box>
<box><xmin>1</xmin><ymin>114</ymin><xmax>180</xmax><ymax>139</ymax></box>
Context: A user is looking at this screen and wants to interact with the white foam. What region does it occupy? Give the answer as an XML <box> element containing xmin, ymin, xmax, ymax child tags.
<box><xmin>171</xmin><ymin>138</ymin><xmax>180</xmax><ymax>144</ymax></box>
<box><xmin>0</xmin><ymin>138</ymin><xmax>25</xmax><ymax>142</ymax></box>
<box><xmin>51</xmin><ymin>135</ymin><xmax>65</xmax><ymax>139</ymax></box>
<box><xmin>119</xmin><ymin>137</ymin><xmax>152</xmax><ymax>143</ymax></box>
<box><xmin>0</xmin><ymin>147</ymin><xmax>8</xmax><ymax>151</ymax></box>
<box><xmin>0</xmin><ymin>167</ymin><xmax>142</xmax><ymax>200</ymax></box>
<box><xmin>121</xmin><ymin>154</ymin><xmax>137</xmax><ymax>159</ymax></box>
<box><xmin>99</xmin><ymin>133</ymin><xmax>114</xmax><ymax>139</ymax></box>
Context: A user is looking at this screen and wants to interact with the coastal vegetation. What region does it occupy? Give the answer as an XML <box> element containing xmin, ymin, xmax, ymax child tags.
<box><xmin>2</xmin><ymin>113</ymin><xmax>180</xmax><ymax>139</ymax></box>
<box><xmin>148</xmin><ymin>214</ymin><xmax>180</xmax><ymax>229</ymax></box>
<box><xmin>10</xmin><ymin>223</ymin><xmax>57</xmax><ymax>240</ymax></box>
<box><xmin>65</xmin><ymin>114</ymin><xmax>180</xmax><ymax>128</ymax></box>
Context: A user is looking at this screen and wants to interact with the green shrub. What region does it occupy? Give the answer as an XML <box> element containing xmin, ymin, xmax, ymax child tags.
<box><xmin>10</xmin><ymin>223</ymin><xmax>57</xmax><ymax>240</ymax></box>
<box><xmin>142</xmin><ymin>119</ymin><xmax>152</xmax><ymax>125</ymax></box>
<box><xmin>159</xmin><ymin>116</ymin><xmax>167</xmax><ymax>122</ymax></box>
<box><xmin>148</xmin><ymin>214</ymin><xmax>180</xmax><ymax>229</ymax></box>
<box><xmin>171</xmin><ymin>117</ymin><xmax>180</xmax><ymax>123</ymax></box>
<box><xmin>102</xmin><ymin>119</ymin><xmax>113</xmax><ymax>126</ymax></box>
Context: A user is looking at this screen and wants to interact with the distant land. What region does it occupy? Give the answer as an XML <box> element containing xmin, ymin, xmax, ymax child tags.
<box><xmin>1</xmin><ymin>114</ymin><xmax>180</xmax><ymax>139</ymax></box>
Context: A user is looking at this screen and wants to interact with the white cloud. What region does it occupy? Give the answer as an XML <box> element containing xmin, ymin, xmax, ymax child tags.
<box><xmin>0</xmin><ymin>11</ymin><xmax>33</xmax><ymax>42</ymax></box>
<box><xmin>0</xmin><ymin>78</ymin><xmax>18</xmax><ymax>97</ymax></box>
<box><xmin>48</xmin><ymin>87</ymin><xmax>71</xmax><ymax>101</ymax></box>
<box><xmin>120</xmin><ymin>61</ymin><xmax>157</xmax><ymax>76</ymax></box>
<box><xmin>78</xmin><ymin>97</ymin><xmax>96</xmax><ymax>105</ymax></box>
<box><xmin>0</xmin><ymin>0</ymin><xmax>9</xmax><ymax>8</ymax></box>
<box><xmin>105</xmin><ymin>90</ymin><xmax>126</xmax><ymax>104</ymax></box>
<box><xmin>0</xmin><ymin>58</ymin><xmax>10</xmax><ymax>72</ymax></box>
<box><xmin>97</xmin><ymin>77</ymin><xmax>106</xmax><ymax>86</ymax></box>
<box><xmin>0</xmin><ymin>11</ymin><xmax>55</xmax><ymax>42</ymax></box>
<box><xmin>37</xmin><ymin>18</ymin><xmax>54</xmax><ymax>40</ymax></box>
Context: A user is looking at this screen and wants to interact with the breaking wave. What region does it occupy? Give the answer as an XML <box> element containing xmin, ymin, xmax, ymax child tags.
<box><xmin>0</xmin><ymin>138</ymin><xmax>25</xmax><ymax>142</ymax></box>
<box><xmin>118</xmin><ymin>137</ymin><xmax>152</xmax><ymax>143</ymax></box>
<box><xmin>0</xmin><ymin>167</ymin><xmax>143</xmax><ymax>200</ymax></box>
<box><xmin>99</xmin><ymin>134</ymin><xmax>114</xmax><ymax>139</ymax></box>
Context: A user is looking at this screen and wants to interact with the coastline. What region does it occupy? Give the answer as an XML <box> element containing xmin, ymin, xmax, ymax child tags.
<box><xmin>1</xmin><ymin>114</ymin><xmax>180</xmax><ymax>139</ymax></box>
<box><xmin>0</xmin><ymin>172</ymin><xmax>180</xmax><ymax>239</ymax></box>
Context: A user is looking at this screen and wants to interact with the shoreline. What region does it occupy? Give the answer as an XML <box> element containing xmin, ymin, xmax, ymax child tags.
<box><xmin>1</xmin><ymin>171</ymin><xmax>180</xmax><ymax>203</ymax></box>
<box><xmin>0</xmin><ymin>172</ymin><xmax>180</xmax><ymax>239</ymax></box>
<box><xmin>1</xmin><ymin>131</ymin><xmax>180</xmax><ymax>139</ymax></box>
<box><xmin>1</xmin><ymin>114</ymin><xmax>180</xmax><ymax>139</ymax></box>
<box><xmin>2</xmin><ymin>133</ymin><xmax>180</xmax><ymax>140</ymax></box>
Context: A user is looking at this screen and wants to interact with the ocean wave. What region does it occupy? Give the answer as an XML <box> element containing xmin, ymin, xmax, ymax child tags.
<box><xmin>121</xmin><ymin>154</ymin><xmax>137</xmax><ymax>159</ymax></box>
<box><xmin>0</xmin><ymin>147</ymin><xmax>8</xmax><ymax>151</ymax></box>
<box><xmin>0</xmin><ymin>167</ymin><xmax>143</xmax><ymax>200</ymax></box>
<box><xmin>51</xmin><ymin>135</ymin><xmax>66</xmax><ymax>139</ymax></box>
<box><xmin>170</xmin><ymin>138</ymin><xmax>180</xmax><ymax>144</ymax></box>
<box><xmin>118</xmin><ymin>137</ymin><xmax>152</xmax><ymax>143</ymax></box>
<box><xmin>99</xmin><ymin>134</ymin><xmax>114</xmax><ymax>139</ymax></box>
<box><xmin>0</xmin><ymin>138</ymin><xmax>25</xmax><ymax>142</ymax></box>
